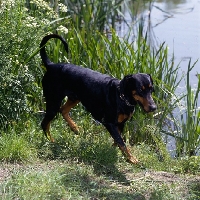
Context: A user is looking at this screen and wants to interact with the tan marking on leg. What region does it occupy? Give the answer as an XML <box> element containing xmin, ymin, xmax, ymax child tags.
<box><xmin>113</xmin><ymin>113</ymin><xmax>133</xmax><ymax>147</ymax></box>
<box><xmin>46</xmin><ymin>122</ymin><xmax>55</xmax><ymax>142</ymax></box>
<box><xmin>118</xmin><ymin>145</ymin><xmax>139</xmax><ymax>164</ymax></box>
<box><xmin>61</xmin><ymin>99</ymin><xmax>80</xmax><ymax>132</ymax></box>
<box><xmin>117</xmin><ymin>112</ymin><xmax>138</xmax><ymax>164</ymax></box>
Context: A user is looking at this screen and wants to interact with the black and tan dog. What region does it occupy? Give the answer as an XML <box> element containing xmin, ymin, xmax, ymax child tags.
<box><xmin>40</xmin><ymin>34</ymin><xmax>156</xmax><ymax>164</ymax></box>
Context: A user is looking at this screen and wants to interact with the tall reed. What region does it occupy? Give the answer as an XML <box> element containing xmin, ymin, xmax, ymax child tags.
<box><xmin>65</xmin><ymin>0</ymin><xmax>124</xmax><ymax>32</ymax></box>
<box><xmin>176</xmin><ymin>60</ymin><xmax>200</xmax><ymax>156</ymax></box>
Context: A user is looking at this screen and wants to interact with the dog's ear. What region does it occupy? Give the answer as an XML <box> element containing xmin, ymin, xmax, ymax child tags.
<box><xmin>120</xmin><ymin>75</ymin><xmax>136</xmax><ymax>95</ymax></box>
<box><xmin>148</xmin><ymin>74</ymin><xmax>155</xmax><ymax>92</ymax></box>
<box><xmin>148</xmin><ymin>74</ymin><xmax>153</xmax><ymax>84</ymax></box>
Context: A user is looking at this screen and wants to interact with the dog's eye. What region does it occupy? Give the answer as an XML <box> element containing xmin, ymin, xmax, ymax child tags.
<box><xmin>138</xmin><ymin>88</ymin><xmax>144</xmax><ymax>95</ymax></box>
<box><xmin>138</xmin><ymin>86</ymin><xmax>144</xmax><ymax>93</ymax></box>
<box><xmin>142</xmin><ymin>86</ymin><xmax>145</xmax><ymax>90</ymax></box>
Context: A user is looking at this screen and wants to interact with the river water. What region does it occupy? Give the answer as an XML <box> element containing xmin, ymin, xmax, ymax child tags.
<box><xmin>118</xmin><ymin>0</ymin><xmax>200</xmax><ymax>92</ymax></box>
<box><xmin>151</xmin><ymin>0</ymin><xmax>200</xmax><ymax>88</ymax></box>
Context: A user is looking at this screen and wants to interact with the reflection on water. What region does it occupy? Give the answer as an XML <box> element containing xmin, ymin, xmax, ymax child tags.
<box><xmin>156</xmin><ymin>0</ymin><xmax>188</xmax><ymax>10</ymax></box>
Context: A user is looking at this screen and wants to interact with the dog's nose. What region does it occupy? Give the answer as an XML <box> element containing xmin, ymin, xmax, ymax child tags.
<box><xmin>149</xmin><ymin>104</ymin><xmax>157</xmax><ymax>112</ymax></box>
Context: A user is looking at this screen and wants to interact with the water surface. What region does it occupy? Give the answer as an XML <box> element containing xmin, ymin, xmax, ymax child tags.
<box><xmin>119</xmin><ymin>0</ymin><xmax>200</xmax><ymax>90</ymax></box>
<box><xmin>152</xmin><ymin>0</ymin><xmax>200</xmax><ymax>88</ymax></box>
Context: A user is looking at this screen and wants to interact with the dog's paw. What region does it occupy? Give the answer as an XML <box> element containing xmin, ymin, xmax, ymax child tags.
<box><xmin>112</xmin><ymin>142</ymin><xmax>118</xmax><ymax>147</ymax></box>
<box><xmin>118</xmin><ymin>145</ymin><xmax>139</xmax><ymax>165</ymax></box>
<box><xmin>46</xmin><ymin>132</ymin><xmax>55</xmax><ymax>143</ymax></box>
<box><xmin>70</xmin><ymin>125</ymin><xmax>79</xmax><ymax>133</ymax></box>
<box><xmin>127</xmin><ymin>156</ymin><xmax>139</xmax><ymax>164</ymax></box>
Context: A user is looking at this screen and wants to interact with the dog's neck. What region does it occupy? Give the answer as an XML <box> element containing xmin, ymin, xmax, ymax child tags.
<box><xmin>119</xmin><ymin>92</ymin><xmax>135</xmax><ymax>107</ymax></box>
<box><xmin>118</xmin><ymin>82</ymin><xmax>137</xmax><ymax>107</ymax></box>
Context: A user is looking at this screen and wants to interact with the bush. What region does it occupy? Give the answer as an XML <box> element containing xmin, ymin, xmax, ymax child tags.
<box><xmin>0</xmin><ymin>0</ymin><xmax>69</xmax><ymax>128</ymax></box>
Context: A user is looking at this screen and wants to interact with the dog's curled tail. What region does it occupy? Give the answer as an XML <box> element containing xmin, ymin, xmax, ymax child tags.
<box><xmin>40</xmin><ymin>34</ymin><xmax>68</xmax><ymax>67</ymax></box>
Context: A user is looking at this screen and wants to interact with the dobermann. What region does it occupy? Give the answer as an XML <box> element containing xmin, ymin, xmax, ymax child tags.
<box><xmin>40</xmin><ymin>34</ymin><xmax>157</xmax><ymax>164</ymax></box>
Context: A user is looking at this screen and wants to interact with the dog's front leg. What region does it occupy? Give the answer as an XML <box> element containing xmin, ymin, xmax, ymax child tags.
<box><xmin>104</xmin><ymin>123</ymin><xmax>138</xmax><ymax>164</ymax></box>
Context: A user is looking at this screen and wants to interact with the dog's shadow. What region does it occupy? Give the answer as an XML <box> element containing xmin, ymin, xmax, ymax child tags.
<box><xmin>79</xmin><ymin>141</ymin><xmax>130</xmax><ymax>185</ymax></box>
<box><xmin>42</xmin><ymin>134</ymin><xmax>131</xmax><ymax>185</ymax></box>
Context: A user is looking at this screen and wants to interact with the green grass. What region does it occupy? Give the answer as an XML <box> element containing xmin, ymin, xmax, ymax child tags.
<box><xmin>0</xmin><ymin>137</ymin><xmax>199</xmax><ymax>199</ymax></box>
<box><xmin>0</xmin><ymin>133</ymin><xmax>37</xmax><ymax>163</ymax></box>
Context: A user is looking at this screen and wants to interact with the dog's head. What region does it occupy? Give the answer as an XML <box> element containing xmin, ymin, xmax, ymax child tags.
<box><xmin>120</xmin><ymin>73</ymin><xmax>156</xmax><ymax>113</ymax></box>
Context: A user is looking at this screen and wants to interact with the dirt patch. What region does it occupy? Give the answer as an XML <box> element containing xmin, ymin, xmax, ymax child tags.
<box><xmin>124</xmin><ymin>170</ymin><xmax>200</xmax><ymax>199</ymax></box>
<box><xmin>0</xmin><ymin>168</ymin><xmax>9</xmax><ymax>182</ymax></box>
<box><xmin>126</xmin><ymin>170</ymin><xmax>200</xmax><ymax>183</ymax></box>
<box><xmin>0</xmin><ymin>163</ymin><xmax>22</xmax><ymax>183</ymax></box>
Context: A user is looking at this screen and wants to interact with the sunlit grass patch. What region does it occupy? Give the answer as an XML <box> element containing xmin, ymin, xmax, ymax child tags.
<box><xmin>0</xmin><ymin>161</ymin><xmax>125</xmax><ymax>200</ymax></box>
<box><xmin>1</xmin><ymin>163</ymin><xmax>72</xmax><ymax>199</ymax></box>
<box><xmin>0</xmin><ymin>133</ymin><xmax>37</xmax><ymax>163</ymax></box>
<box><xmin>1</xmin><ymin>159</ymin><xmax>198</xmax><ymax>200</ymax></box>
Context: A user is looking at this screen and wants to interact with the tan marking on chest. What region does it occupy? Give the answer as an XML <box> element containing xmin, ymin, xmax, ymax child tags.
<box><xmin>118</xmin><ymin>113</ymin><xmax>133</xmax><ymax>123</ymax></box>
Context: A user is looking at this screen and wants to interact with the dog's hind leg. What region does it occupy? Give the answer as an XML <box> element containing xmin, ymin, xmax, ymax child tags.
<box><xmin>41</xmin><ymin>97</ymin><xmax>63</xmax><ymax>142</ymax></box>
<box><xmin>41</xmin><ymin>113</ymin><xmax>56</xmax><ymax>142</ymax></box>
<box><xmin>60</xmin><ymin>99</ymin><xmax>80</xmax><ymax>133</ymax></box>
